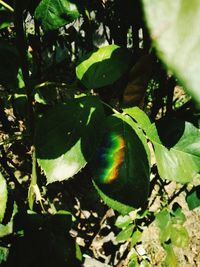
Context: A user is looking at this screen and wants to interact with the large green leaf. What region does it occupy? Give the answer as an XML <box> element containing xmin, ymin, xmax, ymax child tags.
<box><xmin>34</xmin><ymin>96</ymin><xmax>105</xmax><ymax>184</ymax></box>
<box><xmin>76</xmin><ymin>45</ymin><xmax>132</xmax><ymax>89</ymax></box>
<box><xmin>147</xmin><ymin>118</ymin><xmax>200</xmax><ymax>183</ymax></box>
<box><xmin>35</xmin><ymin>0</ymin><xmax>80</xmax><ymax>31</ymax></box>
<box><xmin>142</xmin><ymin>0</ymin><xmax>200</xmax><ymax>105</ymax></box>
<box><xmin>0</xmin><ymin>172</ymin><xmax>7</xmax><ymax>223</ymax></box>
<box><xmin>92</xmin><ymin>113</ymin><xmax>150</xmax><ymax>214</ymax></box>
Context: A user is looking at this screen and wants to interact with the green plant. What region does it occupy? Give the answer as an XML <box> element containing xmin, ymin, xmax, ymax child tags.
<box><xmin>0</xmin><ymin>0</ymin><xmax>200</xmax><ymax>266</ymax></box>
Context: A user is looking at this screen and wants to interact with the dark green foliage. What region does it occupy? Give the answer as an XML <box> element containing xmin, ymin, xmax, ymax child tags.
<box><xmin>0</xmin><ymin>0</ymin><xmax>199</xmax><ymax>266</ymax></box>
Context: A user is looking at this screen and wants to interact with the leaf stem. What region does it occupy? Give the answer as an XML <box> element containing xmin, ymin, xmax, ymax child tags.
<box><xmin>100</xmin><ymin>100</ymin><xmax>121</xmax><ymax>114</ymax></box>
<box><xmin>14</xmin><ymin>3</ymin><xmax>34</xmax><ymax>139</ymax></box>
<box><xmin>31</xmin><ymin>146</ymin><xmax>37</xmax><ymax>186</ymax></box>
<box><xmin>0</xmin><ymin>0</ymin><xmax>14</xmax><ymax>12</ymax></box>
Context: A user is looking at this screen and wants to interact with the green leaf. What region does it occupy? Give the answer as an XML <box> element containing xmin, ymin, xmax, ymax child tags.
<box><xmin>76</xmin><ymin>45</ymin><xmax>132</xmax><ymax>89</ymax></box>
<box><xmin>34</xmin><ymin>82</ymin><xmax>58</xmax><ymax>104</ymax></box>
<box><xmin>163</xmin><ymin>243</ymin><xmax>178</xmax><ymax>267</ymax></box>
<box><xmin>171</xmin><ymin>203</ymin><xmax>186</xmax><ymax>224</ymax></box>
<box><xmin>75</xmin><ymin>242</ymin><xmax>82</xmax><ymax>262</ymax></box>
<box><xmin>0</xmin><ymin>246</ymin><xmax>9</xmax><ymax>264</ymax></box>
<box><xmin>131</xmin><ymin>229</ymin><xmax>142</xmax><ymax>247</ymax></box>
<box><xmin>92</xmin><ymin>113</ymin><xmax>150</xmax><ymax>214</ymax></box>
<box><xmin>116</xmin><ymin>224</ymin><xmax>134</xmax><ymax>243</ymax></box>
<box><xmin>0</xmin><ymin>172</ymin><xmax>7</xmax><ymax>223</ymax></box>
<box><xmin>123</xmin><ymin>107</ymin><xmax>152</xmax><ymax>131</ymax></box>
<box><xmin>142</xmin><ymin>0</ymin><xmax>200</xmax><ymax>105</ymax></box>
<box><xmin>186</xmin><ymin>186</ymin><xmax>200</xmax><ymax>210</ymax></box>
<box><xmin>35</xmin><ymin>0</ymin><xmax>80</xmax><ymax>31</ymax></box>
<box><xmin>147</xmin><ymin>118</ymin><xmax>200</xmax><ymax>183</ymax></box>
<box><xmin>155</xmin><ymin>209</ymin><xmax>171</xmax><ymax>230</ymax></box>
<box><xmin>128</xmin><ymin>254</ymin><xmax>140</xmax><ymax>267</ymax></box>
<box><xmin>35</xmin><ymin>96</ymin><xmax>105</xmax><ymax>184</ymax></box>
<box><xmin>171</xmin><ymin>225</ymin><xmax>189</xmax><ymax>248</ymax></box>
<box><xmin>156</xmin><ymin>209</ymin><xmax>172</xmax><ymax>243</ymax></box>
<box><xmin>115</xmin><ymin>215</ymin><xmax>132</xmax><ymax>229</ymax></box>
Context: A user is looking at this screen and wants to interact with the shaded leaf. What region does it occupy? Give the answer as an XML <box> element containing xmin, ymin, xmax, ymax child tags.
<box><xmin>122</xmin><ymin>54</ymin><xmax>154</xmax><ymax>107</ymax></box>
<box><xmin>92</xmin><ymin>113</ymin><xmax>150</xmax><ymax>214</ymax></box>
<box><xmin>0</xmin><ymin>40</ymin><xmax>19</xmax><ymax>89</ymax></box>
<box><xmin>35</xmin><ymin>0</ymin><xmax>80</xmax><ymax>31</ymax></box>
<box><xmin>186</xmin><ymin>186</ymin><xmax>200</xmax><ymax>210</ymax></box>
<box><xmin>143</xmin><ymin>0</ymin><xmax>200</xmax><ymax>105</ymax></box>
<box><xmin>35</xmin><ymin>96</ymin><xmax>105</xmax><ymax>183</ymax></box>
<box><xmin>0</xmin><ymin>172</ymin><xmax>7</xmax><ymax>223</ymax></box>
<box><xmin>147</xmin><ymin>118</ymin><xmax>200</xmax><ymax>183</ymax></box>
<box><xmin>76</xmin><ymin>45</ymin><xmax>132</xmax><ymax>89</ymax></box>
<box><xmin>0</xmin><ymin>246</ymin><xmax>9</xmax><ymax>264</ymax></box>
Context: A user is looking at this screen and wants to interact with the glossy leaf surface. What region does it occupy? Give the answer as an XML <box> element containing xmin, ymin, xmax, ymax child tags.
<box><xmin>35</xmin><ymin>96</ymin><xmax>105</xmax><ymax>183</ymax></box>
<box><xmin>92</xmin><ymin>113</ymin><xmax>150</xmax><ymax>214</ymax></box>
<box><xmin>35</xmin><ymin>0</ymin><xmax>80</xmax><ymax>31</ymax></box>
<box><xmin>76</xmin><ymin>45</ymin><xmax>131</xmax><ymax>89</ymax></box>
<box><xmin>143</xmin><ymin>0</ymin><xmax>200</xmax><ymax>105</ymax></box>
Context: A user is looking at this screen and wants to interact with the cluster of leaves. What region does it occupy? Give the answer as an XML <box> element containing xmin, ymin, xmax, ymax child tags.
<box><xmin>0</xmin><ymin>0</ymin><xmax>200</xmax><ymax>266</ymax></box>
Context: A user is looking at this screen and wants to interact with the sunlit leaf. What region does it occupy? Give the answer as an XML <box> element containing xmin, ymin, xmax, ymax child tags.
<box><xmin>147</xmin><ymin>118</ymin><xmax>200</xmax><ymax>183</ymax></box>
<box><xmin>76</xmin><ymin>45</ymin><xmax>132</xmax><ymax>89</ymax></box>
<box><xmin>163</xmin><ymin>243</ymin><xmax>178</xmax><ymax>267</ymax></box>
<box><xmin>0</xmin><ymin>172</ymin><xmax>7</xmax><ymax>223</ymax></box>
<box><xmin>171</xmin><ymin>225</ymin><xmax>189</xmax><ymax>248</ymax></box>
<box><xmin>123</xmin><ymin>107</ymin><xmax>152</xmax><ymax>131</ymax></box>
<box><xmin>156</xmin><ymin>209</ymin><xmax>172</xmax><ymax>243</ymax></box>
<box><xmin>116</xmin><ymin>224</ymin><xmax>134</xmax><ymax>243</ymax></box>
<box><xmin>35</xmin><ymin>96</ymin><xmax>105</xmax><ymax>184</ymax></box>
<box><xmin>115</xmin><ymin>215</ymin><xmax>132</xmax><ymax>229</ymax></box>
<box><xmin>143</xmin><ymin>0</ymin><xmax>200</xmax><ymax>105</ymax></box>
<box><xmin>131</xmin><ymin>229</ymin><xmax>142</xmax><ymax>247</ymax></box>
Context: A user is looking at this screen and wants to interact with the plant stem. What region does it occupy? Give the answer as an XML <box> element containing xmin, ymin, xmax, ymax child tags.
<box><xmin>0</xmin><ymin>0</ymin><xmax>14</xmax><ymax>12</ymax></box>
<box><xmin>31</xmin><ymin>146</ymin><xmax>37</xmax><ymax>186</ymax></box>
<box><xmin>101</xmin><ymin>100</ymin><xmax>121</xmax><ymax>114</ymax></box>
<box><xmin>14</xmin><ymin>3</ymin><xmax>34</xmax><ymax>139</ymax></box>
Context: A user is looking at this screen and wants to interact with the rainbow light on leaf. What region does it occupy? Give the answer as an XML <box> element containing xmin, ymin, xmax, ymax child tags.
<box><xmin>96</xmin><ymin>132</ymin><xmax>125</xmax><ymax>184</ymax></box>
